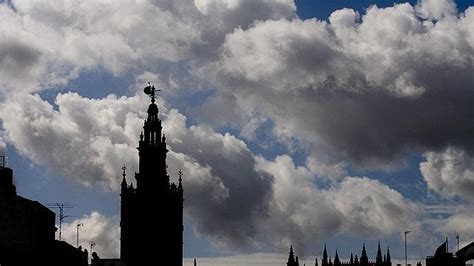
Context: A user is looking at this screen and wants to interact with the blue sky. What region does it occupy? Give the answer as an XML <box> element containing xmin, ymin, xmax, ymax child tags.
<box><xmin>1</xmin><ymin>0</ymin><xmax>474</xmax><ymax>265</ymax></box>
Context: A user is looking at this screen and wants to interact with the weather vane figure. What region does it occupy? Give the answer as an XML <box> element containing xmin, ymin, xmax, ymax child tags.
<box><xmin>143</xmin><ymin>82</ymin><xmax>161</xmax><ymax>103</ymax></box>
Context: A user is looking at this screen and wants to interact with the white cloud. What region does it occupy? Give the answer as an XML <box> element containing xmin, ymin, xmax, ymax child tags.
<box><xmin>0</xmin><ymin>91</ymin><xmax>273</xmax><ymax>250</ymax></box>
<box><xmin>61</xmin><ymin>212</ymin><xmax>120</xmax><ymax>258</ymax></box>
<box><xmin>203</xmin><ymin>2</ymin><xmax>474</xmax><ymax>169</ymax></box>
<box><xmin>0</xmin><ymin>93</ymin><xmax>145</xmax><ymax>190</ymax></box>
<box><xmin>0</xmin><ymin>90</ymin><xmax>421</xmax><ymax>253</ymax></box>
<box><xmin>416</xmin><ymin>0</ymin><xmax>457</xmax><ymax>20</ymax></box>
<box><xmin>256</xmin><ymin>155</ymin><xmax>419</xmax><ymax>253</ymax></box>
<box><xmin>0</xmin><ymin>0</ymin><xmax>473</xmax><ymax>258</ymax></box>
<box><xmin>420</xmin><ymin>147</ymin><xmax>474</xmax><ymax>201</ymax></box>
<box><xmin>436</xmin><ymin>213</ymin><xmax>474</xmax><ymax>247</ymax></box>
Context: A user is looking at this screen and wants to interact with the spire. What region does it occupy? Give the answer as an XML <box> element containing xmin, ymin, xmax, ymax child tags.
<box><xmin>288</xmin><ymin>245</ymin><xmax>297</xmax><ymax>266</ymax></box>
<box><xmin>376</xmin><ymin>242</ymin><xmax>383</xmax><ymax>265</ymax></box>
<box><xmin>178</xmin><ymin>169</ymin><xmax>183</xmax><ymax>191</ymax></box>
<box><xmin>334</xmin><ymin>250</ymin><xmax>341</xmax><ymax>266</ymax></box>
<box><xmin>322</xmin><ymin>244</ymin><xmax>328</xmax><ymax>266</ymax></box>
<box><xmin>194</xmin><ymin>258</ymin><xmax>197</xmax><ymax>266</ymax></box>
<box><xmin>386</xmin><ymin>246</ymin><xmax>391</xmax><ymax>264</ymax></box>
<box><xmin>315</xmin><ymin>258</ymin><xmax>318</xmax><ymax>266</ymax></box>
<box><xmin>354</xmin><ymin>255</ymin><xmax>359</xmax><ymax>265</ymax></box>
<box><xmin>296</xmin><ymin>256</ymin><xmax>300</xmax><ymax>266</ymax></box>
<box><xmin>121</xmin><ymin>164</ymin><xmax>127</xmax><ymax>189</ymax></box>
<box><xmin>360</xmin><ymin>244</ymin><xmax>368</xmax><ymax>266</ymax></box>
<box><xmin>350</xmin><ymin>253</ymin><xmax>354</xmax><ymax>265</ymax></box>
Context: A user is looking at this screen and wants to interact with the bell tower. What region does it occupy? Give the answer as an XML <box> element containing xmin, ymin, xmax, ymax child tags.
<box><xmin>120</xmin><ymin>84</ymin><xmax>184</xmax><ymax>266</ymax></box>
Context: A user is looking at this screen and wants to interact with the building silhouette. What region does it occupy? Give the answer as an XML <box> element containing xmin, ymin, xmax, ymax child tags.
<box><xmin>0</xmin><ymin>162</ymin><xmax>88</xmax><ymax>266</ymax></box>
<box><xmin>288</xmin><ymin>243</ymin><xmax>391</xmax><ymax>266</ymax></box>
<box><xmin>426</xmin><ymin>240</ymin><xmax>474</xmax><ymax>266</ymax></box>
<box><xmin>288</xmin><ymin>245</ymin><xmax>300</xmax><ymax>266</ymax></box>
<box><xmin>320</xmin><ymin>243</ymin><xmax>391</xmax><ymax>266</ymax></box>
<box><xmin>120</xmin><ymin>84</ymin><xmax>184</xmax><ymax>266</ymax></box>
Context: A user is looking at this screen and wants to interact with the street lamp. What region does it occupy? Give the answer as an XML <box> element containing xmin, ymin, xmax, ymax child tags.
<box><xmin>405</xmin><ymin>231</ymin><xmax>412</xmax><ymax>266</ymax></box>
<box><xmin>456</xmin><ymin>235</ymin><xmax>460</xmax><ymax>251</ymax></box>
<box><xmin>76</xmin><ymin>223</ymin><xmax>83</xmax><ymax>248</ymax></box>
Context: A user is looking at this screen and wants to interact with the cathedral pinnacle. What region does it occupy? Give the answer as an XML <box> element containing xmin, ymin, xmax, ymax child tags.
<box><xmin>178</xmin><ymin>169</ymin><xmax>183</xmax><ymax>191</ymax></box>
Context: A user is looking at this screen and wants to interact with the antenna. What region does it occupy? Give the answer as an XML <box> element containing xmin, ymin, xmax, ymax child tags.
<box><xmin>46</xmin><ymin>203</ymin><xmax>74</xmax><ymax>241</ymax></box>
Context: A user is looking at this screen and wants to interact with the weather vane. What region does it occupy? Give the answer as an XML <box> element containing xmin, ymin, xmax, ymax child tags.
<box><xmin>143</xmin><ymin>82</ymin><xmax>161</xmax><ymax>103</ymax></box>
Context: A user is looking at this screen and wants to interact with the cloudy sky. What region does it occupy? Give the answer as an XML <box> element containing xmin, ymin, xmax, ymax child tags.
<box><xmin>1</xmin><ymin>0</ymin><xmax>474</xmax><ymax>264</ymax></box>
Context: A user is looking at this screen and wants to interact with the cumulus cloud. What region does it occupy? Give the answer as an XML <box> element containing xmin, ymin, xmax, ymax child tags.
<box><xmin>0</xmin><ymin>90</ymin><xmax>420</xmax><ymax>253</ymax></box>
<box><xmin>0</xmin><ymin>93</ymin><xmax>145</xmax><ymax>189</ymax></box>
<box><xmin>1</xmin><ymin>0</ymin><xmax>473</xmax><ymax>257</ymax></box>
<box><xmin>436</xmin><ymin>213</ymin><xmax>474</xmax><ymax>247</ymax></box>
<box><xmin>0</xmin><ymin>0</ymin><xmax>296</xmax><ymax>96</ymax></box>
<box><xmin>160</xmin><ymin>109</ymin><xmax>274</xmax><ymax>249</ymax></box>
<box><xmin>416</xmin><ymin>0</ymin><xmax>457</xmax><ymax>20</ymax></box>
<box><xmin>420</xmin><ymin>147</ymin><xmax>474</xmax><ymax>201</ymax></box>
<box><xmin>61</xmin><ymin>212</ymin><xmax>120</xmax><ymax>258</ymax></box>
<box><xmin>256</xmin><ymin>155</ymin><xmax>419</xmax><ymax>253</ymax></box>
<box><xmin>0</xmin><ymin>91</ymin><xmax>273</xmax><ymax>250</ymax></box>
<box><xmin>204</xmin><ymin>2</ymin><xmax>474</xmax><ymax>169</ymax></box>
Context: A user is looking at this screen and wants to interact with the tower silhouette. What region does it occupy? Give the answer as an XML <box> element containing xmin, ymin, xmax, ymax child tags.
<box><xmin>120</xmin><ymin>84</ymin><xmax>184</xmax><ymax>266</ymax></box>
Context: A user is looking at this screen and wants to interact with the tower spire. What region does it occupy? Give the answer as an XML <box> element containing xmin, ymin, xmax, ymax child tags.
<box><xmin>386</xmin><ymin>246</ymin><xmax>391</xmax><ymax>264</ymax></box>
<box><xmin>376</xmin><ymin>241</ymin><xmax>383</xmax><ymax>265</ymax></box>
<box><xmin>178</xmin><ymin>169</ymin><xmax>184</xmax><ymax>193</ymax></box>
<box><xmin>322</xmin><ymin>244</ymin><xmax>329</xmax><ymax>266</ymax></box>
<box><xmin>334</xmin><ymin>250</ymin><xmax>341</xmax><ymax>266</ymax></box>
<box><xmin>360</xmin><ymin>243</ymin><xmax>368</xmax><ymax>266</ymax></box>
<box><xmin>121</xmin><ymin>164</ymin><xmax>127</xmax><ymax>189</ymax></box>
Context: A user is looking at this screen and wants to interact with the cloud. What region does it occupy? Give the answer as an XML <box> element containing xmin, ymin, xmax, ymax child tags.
<box><xmin>436</xmin><ymin>213</ymin><xmax>474</xmax><ymax>247</ymax></box>
<box><xmin>0</xmin><ymin>134</ymin><xmax>5</xmax><ymax>155</ymax></box>
<box><xmin>416</xmin><ymin>0</ymin><xmax>457</xmax><ymax>20</ymax></box>
<box><xmin>203</xmin><ymin>2</ymin><xmax>474</xmax><ymax>169</ymax></box>
<box><xmin>0</xmin><ymin>91</ymin><xmax>274</xmax><ymax>250</ymax></box>
<box><xmin>61</xmin><ymin>212</ymin><xmax>120</xmax><ymax>258</ymax></box>
<box><xmin>0</xmin><ymin>0</ymin><xmax>296</xmax><ymax>96</ymax></box>
<box><xmin>420</xmin><ymin>147</ymin><xmax>474</xmax><ymax>201</ymax></box>
<box><xmin>161</xmin><ymin>109</ymin><xmax>275</xmax><ymax>250</ymax></box>
<box><xmin>1</xmin><ymin>0</ymin><xmax>473</xmax><ymax>258</ymax></box>
<box><xmin>0</xmin><ymin>90</ymin><xmax>420</xmax><ymax>254</ymax></box>
<box><xmin>0</xmin><ymin>93</ymin><xmax>145</xmax><ymax>190</ymax></box>
<box><xmin>256</xmin><ymin>155</ymin><xmax>419</xmax><ymax>254</ymax></box>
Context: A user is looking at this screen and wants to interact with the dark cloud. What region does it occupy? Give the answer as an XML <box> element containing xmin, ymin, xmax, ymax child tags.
<box><xmin>204</xmin><ymin>2</ymin><xmax>474</xmax><ymax>169</ymax></box>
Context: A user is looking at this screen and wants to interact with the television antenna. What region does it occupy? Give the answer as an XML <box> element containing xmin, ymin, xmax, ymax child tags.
<box><xmin>46</xmin><ymin>203</ymin><xmax>75</xmax><ymax>241</ymax></box>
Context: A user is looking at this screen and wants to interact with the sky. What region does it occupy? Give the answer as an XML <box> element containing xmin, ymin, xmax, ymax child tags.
<box><xmin>1</xmin><ymin>0</ymin><xmax>474</xmax><ymax>265</ymax></box>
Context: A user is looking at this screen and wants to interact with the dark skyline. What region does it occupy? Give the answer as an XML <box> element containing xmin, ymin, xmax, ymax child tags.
<box><xmin>0</xmin><ymin>0</ymin><xmax>474</xmax><ymax>265</ymax></box>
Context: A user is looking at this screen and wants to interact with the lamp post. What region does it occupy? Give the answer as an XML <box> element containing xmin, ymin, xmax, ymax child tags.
<box><xmin>456</xmin><ymin>235</ymin><xmax>460</xmax><ymax>251</ymax></box>
<box><xmin>76</xmin><ymin>223</ymin><xmax>83</xmax><ymax>248</ymax></box>
<box><xmin>405</xmin><ymin>231</ymin><xmax>412</xmax><ymax>266</ymax></box>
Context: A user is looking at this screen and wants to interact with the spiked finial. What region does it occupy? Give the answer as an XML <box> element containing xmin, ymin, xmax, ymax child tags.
<box><xmin>178</xmin><ymin>169</ymin><xmax>183</xmax><ymax>182</ymax></box>
<box><xmin>122</xmin><ymin>165</ymin><xmax>127</xmax><ymax>178</ymax></box>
